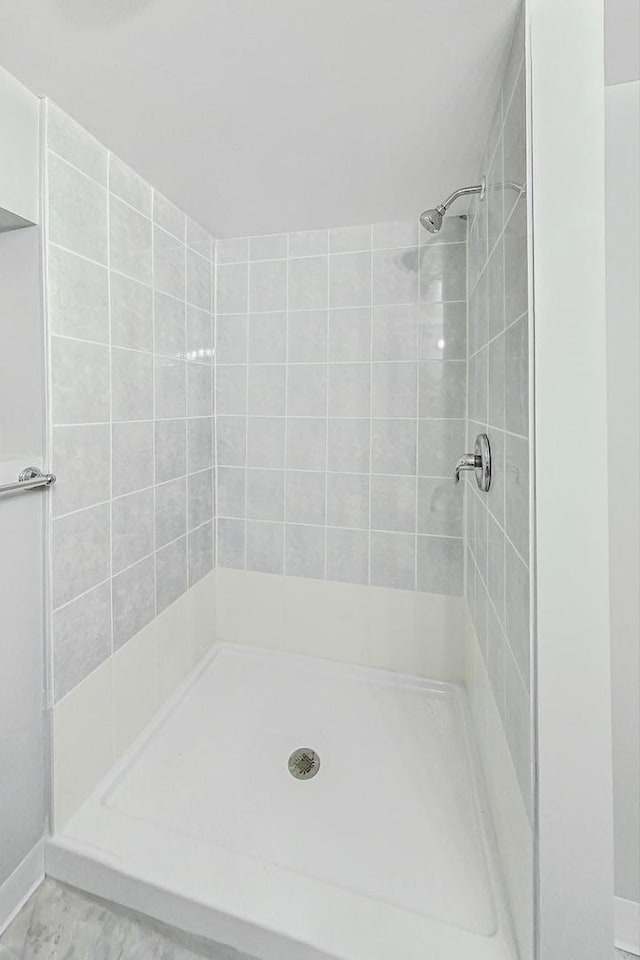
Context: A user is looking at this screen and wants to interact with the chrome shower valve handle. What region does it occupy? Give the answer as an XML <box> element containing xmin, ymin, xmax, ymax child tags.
<box><xmin>454</xmin><ymin>453</ymin><xmax>481</xmax><ymax>482</ymax></box>
<box><xmin>454</xmin><ymin>433</ymin><xmax>491</xmax><ymax>492</ymax></box>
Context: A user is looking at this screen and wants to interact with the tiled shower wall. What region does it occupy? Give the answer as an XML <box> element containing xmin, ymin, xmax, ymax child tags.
<box><xmin>214</xmin><ymin>219</ymin><xmax>467</xmax><ymax>594</ymax></box>
<box><xmin>465</xmin><ymin>13</ymin><xmax>532</xmax><ymax>817</ymax></box>
<box><xmin>45</xmin><ymin>102</ymin><xmax>215</xmax><ymax>704</ymax></box>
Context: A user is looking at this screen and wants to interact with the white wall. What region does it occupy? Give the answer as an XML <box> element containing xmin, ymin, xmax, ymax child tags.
<box><xmin>0</xmin><ymin>225</ymin><xmax>46</xmax><ymax>924</ymax></box>
<box><xmin>529</xmin><ymin>0</ymin><xmax>615</xmax><ymax>958</ymax></box>
<box><xmin>606</xmin><ymin>78</ymin><xmax>640</xmax><ymax>947</ymax></box>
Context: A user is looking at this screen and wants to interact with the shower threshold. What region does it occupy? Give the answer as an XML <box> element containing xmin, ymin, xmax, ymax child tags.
<box><xmin>46</xmin><ymin>644</ymin><xmax>518</xmax><ymax>960</ymax></box>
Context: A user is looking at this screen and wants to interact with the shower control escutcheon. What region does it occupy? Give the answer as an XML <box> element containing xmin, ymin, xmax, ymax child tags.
<box><xmin>454</xmin><ymin>433</ymin><xmax>491</xmax><ymax>492</ymax></box>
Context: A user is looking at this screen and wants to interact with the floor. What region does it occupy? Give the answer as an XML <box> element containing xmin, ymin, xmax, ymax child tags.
<box><xmin>0</xmin><ymin>879</ymin><xmax>256</xmax><ymax>959</ymax></box>
<box><xmin>3</xmin><ymin>881</ymin><xmax>636</xmax><ymax>960</ymax></box>
<box><xmin>47</xmin><ymin>643</ymin><xmax>517</xmax><ymax>960</ymax></box>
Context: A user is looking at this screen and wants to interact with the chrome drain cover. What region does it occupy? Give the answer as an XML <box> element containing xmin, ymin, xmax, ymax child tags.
<box><xmin>288</xmin><ymin>747</ymin><xmax>320</xmax><ymax>780</ymax></box>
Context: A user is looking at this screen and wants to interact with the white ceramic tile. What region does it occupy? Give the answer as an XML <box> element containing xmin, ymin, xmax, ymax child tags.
<box><xmin>154</xmin><ymin>292</ymin><xmax>186</xmax><ymax>359</ymax></box>
<box><xmin>329</xmin><ymin>224</ymin><xmax>371</xmax><ymax>253</ymax></box>
<box><xmin>373</xmin><ymin>247</ymin><xmax>419</xmax><ymax>304</ymax></box>
<box><xmin>155</xmin><ymin>419</ymin><xmax>186</xmax><ymax>483</ymax></box>
<box><xmin>418</xmin><ymin>420</ymin><xmax>466</xmax><ymax>478</ymax></box>
<box><xmin>328</xmin><ymin>363</ymin><xmax>370</xmax><ymax>418</ymax></box>
<box><xmin>112</xmin><ymin>421</ymin><xmax>154</xmax><ymax>497</ymax></box>
<box><xmin>52</xmin><ymin>503</ymin><xmax>110</xmax><ymax>608</ymax></box>
<box><xmin>155</xmin><ymin>478</ymin><xmax>187</xmax><ymax>548</ymax></box>
<box><xmin>285</xmin><ymin>524</ymin><xmax>325</xmax><ymax>579</ymax></box>
<box><xmin>249</xmin><ymin>233</ymin><xmax>287</xmax><ymax>261</ymax></box>
<box><xmin>217</xmin><ymin>519</ymin><xmax>245</xmax><ymax>569</ymax></box>
<box><xmin>216</xmin><ymin>365</ymin><xmax>247</xmax><ymax>416</ymax></box>
<box><xmin>417</xmin><ymin>536</ymin><xmax>463</xmax><ymax>595</ymax></box>
<box><xmin>48</xmin><ymin>154</ymin><xmax>107</xmax><ymax>263</ymax></box>
<box><xmin>248</xmin><ymin>364</ymin><xmax>286</xmax><ymax>417</ymax></box>
<box><xmin>110</xmin><ymin>195</ymin><xmax>152</xmax><ymax>284</ymax></box>
<box><xmin>328</xmin><ymin>307</ymin><xmax>371</xmax><ymax>362</ymax></box>
<box><xmin>418</xmin><ymin>361</ymin><xmax>466</xmax><ymax>419</ymax></box>
<box><xmin>110</xmin><ymin>272</ymin><xmax>153</xmax><ymax>352</ymax></box>
<box><xmin>248</xmin><ymin>312</ymin><xmax>286</xmax><ymax>363</ymax></box>
<box><xmin>418</xmin><ymin>243</ymin><xmax>466</xmax><ymax>303</ymax></box>
<box><xmin>51</xmin><ymin>337</ymin><xmax>110</xmax><ymax>425</ymax></box>
<box><xmin>112</xmin><ymin>555</ymin><xmax>156</xmax><ymax>651</ymax></box>
<box><xmin>246</xmin><ymin>520</ymin><xmax>283</xmax><ymax>575</ymax></box>
<box><xmin>186</xmin><ymin>305</ymin><xmax>213</xmax><ymax>363</ymax></box>
<box><xmin>418</xmin><ymin>478</ymin><xmax>463</xmax><ymax>537</ymax></box>
<box><xmin>216</xmin><ymin>314</ymin><xmax>247</xmax><ymax>364</ymax></box>
<box><xmin>286</xmin><ymin>364</ymin><xmax>327</xmax><ymax>417</ymax></box>
<box><xmin>372</xmin><ymin>221</ymin><xmax>418</xmax><ymax>250</ymax></box>
<box><xmin>48</xmin><ymin>101</ymin><xmax>108</xmax><ymax>183</ymax></box>
<box><xmin>217</xmin><ymin>467</ymin><xmax>245</xmax><ymax>518</ymax></box>
<box><xmin>154</xmin><ymin>226</ymin><xmax>185</xmax><ymax>300</ymax></box>
<box><xmin>111</xmin><ymin>348</ymin><xmax>154</xmax><ymax>421</ymax></box>
<box><xmin>289</xmin><ymin>229</ymin><xmax>328</xmax><ymax>257</ymax></box>
<box><xmin>372</xmin><ymin>304</ymin><xmax>417</xmax><ymax>361</ymax></box>
<box><xmin>417</xmin><ymin>302</ymin><xmax>467</xmax><ymax>361</ymax></box>
<box><xmin>188</xmin><ymin>469</ymin><xmax>213</xmax><ymax>530</ymax></box>
<box><xmin>52</xmin><ymin>582</ymin><xmax>112</xmax><ymax>701</ymax></box>
<box><xmin>329</xmin><ymin>251</ymin><xmax>372</xmax><ymax>308</ymax></box>
<box><xmin>216</xmin><ymin>237</ymin><xmax>248</xmax><ymax>264</ymax></box>
<box><xmin>246</xmin><ymin>469</ymin><xmax>284</xmax><ymax>522</ymax></box>
<box><xmin>288</xmin><ymin>256</ymin><xmax>328</xmax><ymax>310</ymax></box>
<box><xmin>153</xmin><ymin>192</ymin><xmax>185</xmax><ymax>240</ymax></box>
<box><xmin>48</xmin><ymin>245</ymin><xmax>109</xmax><ymax>343</ymax></box>
<box><xmin>327</xmin><ymin>418</ymin><xmax>370</xmax><ymax>473</ymax></box>
<box><xmin>286</xmin><ymin>471</ymin><xmax>325</xmax><ymax>525</ymax></box>
<box><xmin>155</xmin><ymin>536</ymin><xmax>188</xmax><ymax>613</ymax></box>
<box><xmin>371</xmin><ymin>419</ymin><xmax>416</xmax><ymax>476</ymax></box>
<box><xmin>326</xmin><ymin>528</ymin><xmax>369</xmax><ymax>585</ymax></box>
<box><xmin>371</xmin><ymin>475</ymin><xmax>416</xmax><ymax>533</ymax></box>
<box><xmin>287</xmin><ymin>310</ymin><xmax>328</xmax><ymax>362</ymax></box>
<box><xmin>372</xmin><ymin>361</ymin><xmax>417</xmax><ymax>418</ymax></box>
<box><xmin>155</xmin><ymin>356</ymin><xmax>186</xmax><ymax>419</ymax></box>
<box><xmin>216</xmin><ymin>262</ymin><xmax>248</xmax><ymax>314</ymax></box>
<box><xmin>248</xmin><ymin>259</ymin><xmax>287</xmax><ymax>312</ymax></box>
<box><xmin>216</xmin><ymin>417</ymin><xmax>246</xmax><ymax>467</ymax></box>
<box><xmin>327</xmin><ymin>473</ymin><xmax>369</xmax><ymax>529</ymax></box>
<box><xmin>188</xmin><ymin>521</ymin><xmax>214</xmax><ymax>586</ymax></box>
<box><xmin>112</xmin><ymin>488</ymin><xmax>154</xmax><ymax>574</ymax></box>
<box><xmin>186</xmin><ymin>248</ymin><xmax>212</xmax><ymax>311</ymax></box>
<box><xmin>285</xmin><ymin>418</ymin><xmax>326</xmax><ymax>471</ymax></box>
<box><xmin>52</xmin><ymin>424</ymin><xmax>110</xmax><ymax>517</ymax></box>
<box><xmin>109</xmin><ymin>154</ymin><xmax>152</xmax><ymax>216</ymax></box>
<box><xmin>187</xmin><ymin>362</ymin><xmax>213</xmax><ymax>418</ymax></box>
<box><xmin>186</xmin><ymin>218</ymin><xmax>212</xmax><ymax>259</ymax></box>
<box><xmin>187</xmin><ymin>417</ymin><xmax>213</xmax><ymax>473</ymax></box>
<box><xmin>370</xmin><ymin>531</ymin><xmax>415</xmax><ymax>590</ymax></box>
<box><xmin>247</xmin><ymin>417</ymin><xmax>285</xmax><ymax>469</ymax></box>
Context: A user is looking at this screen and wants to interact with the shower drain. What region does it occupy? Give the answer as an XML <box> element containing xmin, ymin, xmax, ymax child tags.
<box><xmin>288</xmin><ymin>747</ymin><xmax>320</xmax><ymax>780</ymax></box>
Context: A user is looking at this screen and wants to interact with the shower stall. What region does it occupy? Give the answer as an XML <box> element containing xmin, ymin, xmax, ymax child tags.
<box><xmin>0</xmin><ymin>1</ymin><xmax>618</xmax><ymax>958</ymax></box>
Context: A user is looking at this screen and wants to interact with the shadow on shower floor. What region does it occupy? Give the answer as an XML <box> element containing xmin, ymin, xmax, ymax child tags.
<box><xmin>0</xmin><ymin>879</ymin><xmax>257</xmax><ymax>960</ymax></box>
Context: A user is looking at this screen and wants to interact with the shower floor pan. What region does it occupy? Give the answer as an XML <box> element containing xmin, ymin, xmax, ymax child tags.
<box><xmin>47</xmin><ymin>644</ymin><xmax>518</xmax><ymax>960</ymax></box>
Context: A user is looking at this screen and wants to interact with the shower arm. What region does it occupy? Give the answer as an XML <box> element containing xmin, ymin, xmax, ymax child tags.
<box><xmin>439</xmin><ymin>179</ymin><xmax>486</xmax><ymax>214</ymax></box>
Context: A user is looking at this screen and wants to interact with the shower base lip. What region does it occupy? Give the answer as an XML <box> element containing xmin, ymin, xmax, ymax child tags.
<box><xmin>46</xmin><ymin>643</ymin><xmax>519</xmax><ymax>960</ymax></box>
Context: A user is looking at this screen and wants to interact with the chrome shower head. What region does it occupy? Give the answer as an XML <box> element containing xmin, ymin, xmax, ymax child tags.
<box><xmin>419</xmin><ymin>205</ymin><xmax>445</xmax><ymax>234</ymax></box>
<box><xmin>419</xmin><ymin>177</ymin><xmax>486</xmax><ymax>234</ymax></box>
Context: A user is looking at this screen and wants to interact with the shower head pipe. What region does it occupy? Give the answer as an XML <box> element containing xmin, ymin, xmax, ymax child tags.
<box><xmin>419</xmin><ymin>176</ymin><xmax>486</xmax><ymax>234</ymax></box>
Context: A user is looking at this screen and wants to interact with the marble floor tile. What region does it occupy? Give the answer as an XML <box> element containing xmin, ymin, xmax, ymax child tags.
<box><xmin>0</xmin><ymin>880</ymin><xmax>257</xmax><ymax>960</ymax></box>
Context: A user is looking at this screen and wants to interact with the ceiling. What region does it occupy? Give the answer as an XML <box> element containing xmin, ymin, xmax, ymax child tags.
<box><xmin>0</xmin><ymin>0</ymin><xmax>519</xmax><ymax>237</ymax></box>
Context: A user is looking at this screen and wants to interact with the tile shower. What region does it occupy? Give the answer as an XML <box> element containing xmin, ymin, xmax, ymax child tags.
<box><xmin>46</xmin><ymin>102</ymin><xmax>216</xmax><ymax>704</ymax></box>
<box><xmin>215</xmin><ymin>218</ymin><xmax>468</xmax><ymax>594</ymax></box>
<box><xmin>37</xmin><ymin>10</ymin><xmax>533</xmax><ymax>959</ymax></box>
